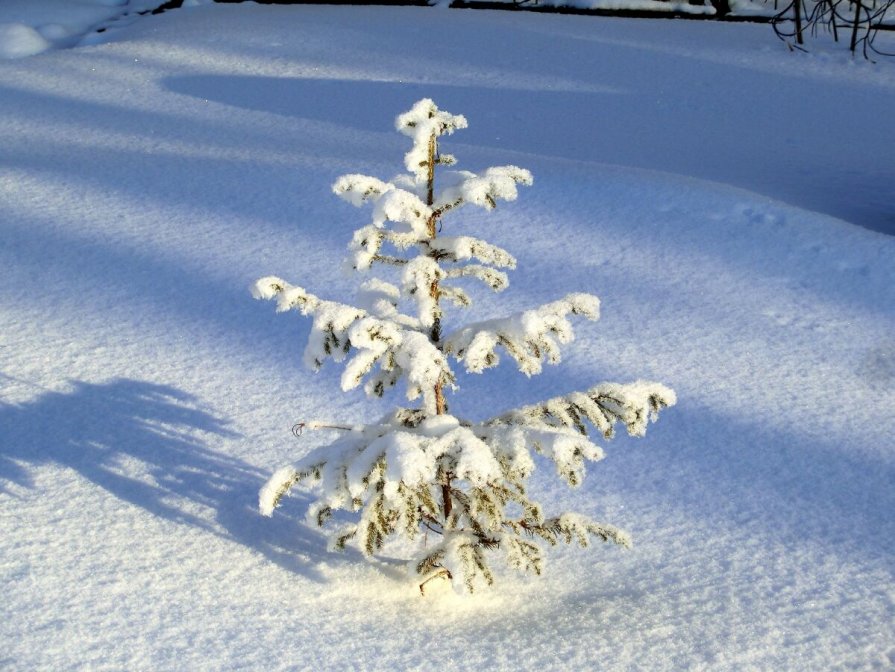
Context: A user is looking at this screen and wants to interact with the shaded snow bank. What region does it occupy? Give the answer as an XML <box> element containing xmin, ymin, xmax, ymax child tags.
<box><xmin>0</xmin><ymin>23</ymin><xmax>51</xmax><ymax>59</ymax></box>
<box><xmin>0</xmin><ymin>0</ymin><xmax>206</xmax><ymax>58</ymax></box>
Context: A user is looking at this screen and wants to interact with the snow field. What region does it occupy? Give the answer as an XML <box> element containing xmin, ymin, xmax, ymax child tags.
<box><xmin>0</xmin><ymin>3</ymin><xmax>893</xmax><ymax>670</ymax></box>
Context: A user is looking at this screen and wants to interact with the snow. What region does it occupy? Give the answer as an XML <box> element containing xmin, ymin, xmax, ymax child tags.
<box><xmin>0</xmin><ymin>0</ymin><xmax>176</xmax><ymax>58</ymax></box>
<box><xmin>429</xmin><ymin>235</ymin><xmax>517</xmax><ymax>269</ymax></box>
<box><xmin>258</xmin><ymin>464</ymin><xmax>299</xmax><ymax>517</ymax></box>
<box><xmin>446</xmin><ymin>293</ymin><xmax>601</xmax><ymax>374</ymax></box>
<box><xmin>0</xmin><ymin>23</ymin><xmax>52</xmax><ymax>59</ymax></box>
<box><xmin>532</xmin><ymin>0</ymin><xmax>717</xmax><ymax>14</ymax></box>
<box><xmin>436</xmin><ymin>165</ymin><xmax>534</xmax><ymax>211</ymax></box>
<box><xmin>1</xmin><ymin>1</ymin><xmax>894</xmax><ymax>670</ymax></box>
<box><xmin>396</xmin><ymin>97</ymin><xmax>468</xmax><ymax>179</ymax></box>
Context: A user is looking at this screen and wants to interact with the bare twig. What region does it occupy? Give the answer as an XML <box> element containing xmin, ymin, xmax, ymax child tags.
<box><xmin>292</xmin><ymin>422</ymin><xmax>354</xmax><ymax>437</ymax></box>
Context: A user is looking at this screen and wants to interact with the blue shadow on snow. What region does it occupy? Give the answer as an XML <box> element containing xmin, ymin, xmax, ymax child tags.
<box><xmin>0</xmin><ymin>378</ymin><xmax>358</xmax><ymax>582</ymax></box>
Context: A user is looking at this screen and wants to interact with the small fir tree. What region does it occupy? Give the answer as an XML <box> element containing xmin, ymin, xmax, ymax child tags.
<box><xmin>254</xmin><ymin>99</ymin><xmax>675</xmax><ymax>594</ymax></box>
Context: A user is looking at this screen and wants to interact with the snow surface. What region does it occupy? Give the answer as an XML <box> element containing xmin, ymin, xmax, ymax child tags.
<box><xmin>0</xmin><ymin>0</ymin><xmax>196</xmax><ymax>58</ymax></box>
<box><xmin>0</xmin><ymin>23</ymin><xmax>52</xmax><ymax>59</ymax></box>
<box><xmin>1</xmin><ymin>2</ymin><xmax>894</xmax><ymax>670</ymax></box>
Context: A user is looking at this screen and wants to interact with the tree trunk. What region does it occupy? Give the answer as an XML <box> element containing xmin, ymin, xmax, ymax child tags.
<box><xmin>850</xmin><ymin>0</ymin><xmax>863</xmax><ymax>53</ymax></box>
<box><xmin>423</xmin><ymin>129</ymin><xmax>453</xmax><ymax>523</ymax></box>
<box><xmin>424</xmin><ymin>129</ymin><xmax>447</xmax><ymax>418</ymax></box>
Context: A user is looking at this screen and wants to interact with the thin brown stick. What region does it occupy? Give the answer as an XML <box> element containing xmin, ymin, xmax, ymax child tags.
<box><xmin>426</xmin><ymin>134</ymin><xmax>436</xmax><ymax>212</ymax></box>
<box><xmin>441</xmin><ymin>480</ymin><xmax>452</xmax><ymax>519</ymax></box>
<box><xmin>419</xmin><ymin>568</ymin><xmax>452</xmax><ymax>596</ymax></box>
<box><xmin>292</xmin><ymin>422</ymin><xmax>354</xmax><ymax>437</ymax></box>
<box><xmin>424</xmin><ymin>129</ymin><xmax>448</xmax><ymax>418</ymax></box>
<box><xmin>422</xmin><ymin>126</ymin><xmax>452</xmax><ymax>533</ymax></box>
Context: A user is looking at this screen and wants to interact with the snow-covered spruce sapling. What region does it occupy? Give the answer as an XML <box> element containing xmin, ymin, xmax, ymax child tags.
<box><xmin>253</xmin><ymin>99</ymin><xmax>675</xmax><ymax>594</ymax></box>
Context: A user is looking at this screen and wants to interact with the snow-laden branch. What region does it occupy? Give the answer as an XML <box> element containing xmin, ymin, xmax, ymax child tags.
<box><xmin>331</xmin><ymin>174</ymin><xmax>393</xmax><ymax>207</ymax></box>
<box><xmin>443</xmin><ymin>264</ymin><xmax>509</xmax><ymax>292</ymax></box>
<box><xmin>252</xmin><ymin>275</ymin><xmax>321</xmax><ymax>313</ymax></box>
<box><xmin>444</xmin><ymin>293</ymin><xmax>600</xmax><ymax>375</ymax></box>
<box><xmin>355</xmin><ymin>278</ymin><xmax>419</xmax><ymax>329</ymax></box>
<box><xmin>356</xmin><ymin>278</ymin><xmax>400</xmax><ymax>316</ymax></box>
<box><xmin>401</xmin><ymin>256</ymin><xmax>442</xmax><ymax>329</ymax></box>
<box><xmin>336</xmin><ymin>176</ymin><xmax>435</xmax><ymax>271</ymax></box>
<box><xmin>434</xmin><ymin>166</ymin><xmax>533</xmax><ymax>212</ymax></box>
<box><xmin>258</xmin><ymin>406</ymin><xmax>632</xmax><ymax>592</ymax></box>
<box><xmin>411</xmin><ymin>505</ymin><xmax>630</xmax><ymax>593</ymax></box>
<box><xmin>252</xmin><ymin>276</ymin><xmax>362</xmax><ymax>368</ymax></box>
<box><xmin>395</xmin><ymin>98</ymin><xmax>468</xmax><ymax>180</ymax></box>
<box><xmin>347</xmin><ymin>225</ymin><xmax>420</xmax><ymax>271</ymax></box>
<box><xmin>252</xmin><ymin>276</ymin><xmax>453</xmax><ymax>412</ymax></box>
<box><xmin>477</xmin><ymin>380</ymin><xmax>675</xmax><ymax>487</ymax></box>
<box><xmin>426</xmin><ymin>235</ymin><xmax>516</xmax><ymax>269</ymax></box>
<box><xmin>482</xmin><ymin>423</ymin><xmax>603</xmax><ymax>488</ymax></box>
<box><xmin>335</xmin><ymin>175</ymin><xmax>431</xmax><ymax>233</ymax></box>
<box><xmin>259</xmin><ymin>412</ymin><xmax>501</xmax><ymax>548</ymax></box>
<box><xmin>489</xmin><ymin>380</ymin><xmax>677</xmax><ymax>440</ymax></box>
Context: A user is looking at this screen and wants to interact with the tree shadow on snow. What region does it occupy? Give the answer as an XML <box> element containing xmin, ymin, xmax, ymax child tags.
<box><xmin>0</xmin><ymin>378</ymin><xmax>360</xmax><ymax>583</ymax></box>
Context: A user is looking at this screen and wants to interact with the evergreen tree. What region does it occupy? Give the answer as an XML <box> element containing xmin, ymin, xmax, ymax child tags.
<box><xmin>254</xmin><ymin>99</ymin><xmax>675</xmax><ymax>594</ymax></box>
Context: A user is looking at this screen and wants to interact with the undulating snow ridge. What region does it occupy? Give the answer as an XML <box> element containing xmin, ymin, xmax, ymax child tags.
<box><xmin>0</xmin><ymin>0</ymin><xmax>208</xmax><ymax>59</ymax></box>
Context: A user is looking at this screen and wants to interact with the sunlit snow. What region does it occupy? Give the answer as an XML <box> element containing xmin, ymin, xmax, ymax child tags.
<box><xmin>1</xmin><ymin>2</ymin><xmax>893</xmax><ymax>670</ymax></box>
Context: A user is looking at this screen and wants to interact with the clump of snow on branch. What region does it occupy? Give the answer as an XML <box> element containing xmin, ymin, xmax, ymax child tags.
<box><xmin>252</xmin><ymin>276</ymin><xmax>454</xmax><ymax>413</ymax></box>
<box><xmin>396</xmin><ymin>98</ymin><xmax>468</xmax><ymax>179</ymax></box>
<box><xmin>252</xmin><ymin>98</ymin><xmax>675</xmax><ymax>593</ymax></box>
<box><xmin>436</xmin><ymin>166</ymin><xmax>533</xmax><ymax>211</ymax></box>
<box><xmin>427</xmin><ymin>235</ymin><xmax>516</xmax><ymax>269</ymax></box>
<box><xmin>445</xmin><ymin>293</ymin><xmax>601</xmax><ymax>375</ymax></box>
<box><xmin>492</xmin><ymin>380</ymin><xmax>678</xmax><ymax>440</ymax></box>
